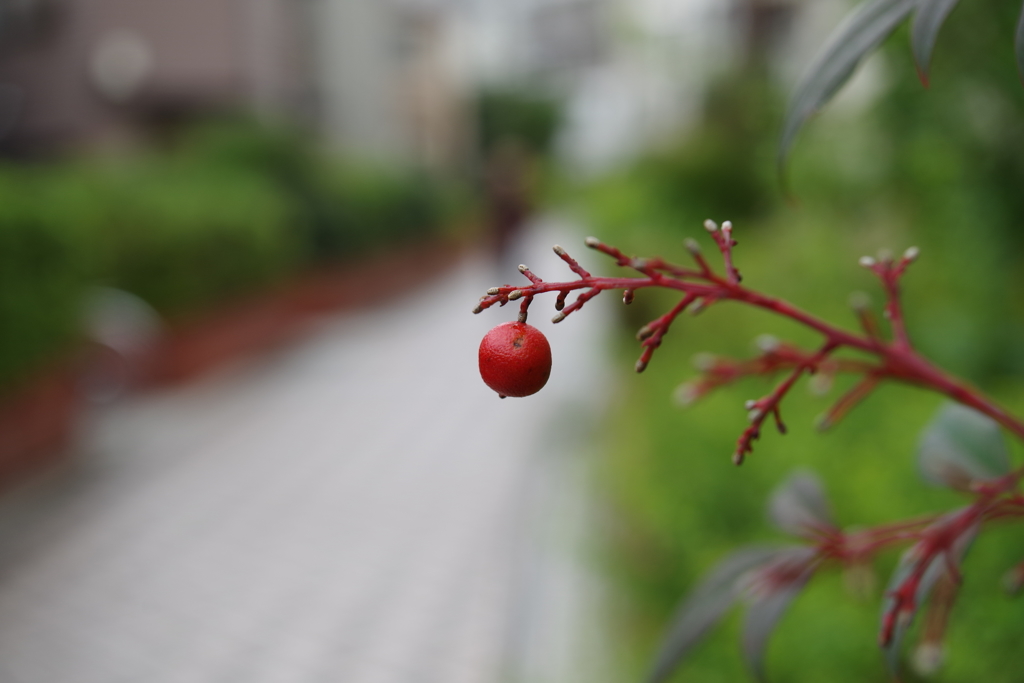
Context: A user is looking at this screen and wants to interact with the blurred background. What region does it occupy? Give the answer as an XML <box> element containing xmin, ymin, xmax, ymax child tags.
<box><xmin>1</xmin><ymin>0</ymin><xmax>1024</xmax><ymax>681</ymax></box>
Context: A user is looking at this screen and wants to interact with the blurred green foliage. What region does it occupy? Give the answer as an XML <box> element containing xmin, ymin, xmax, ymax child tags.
<box><xmin>631</xmin><ymin>76</ymin><xmax>782</xmax><ymax>230</ymax></box>
<box><xmin>0</xmin><ymin>122</ymin><xmax>457</xmax><ymax>391</ymax></box>
<box><xmin>475</xmin><ymin>86</ymin><xmax>563</xmax><ymax>156</ymax></box>
<box><xmin>587</xmin><ymin>214</ymin><xmax>1024</xmax><ymax>682</ymax></box>
<box><xmin>565</xmin><ymin>1</ymin><xmax>1024</xmax><ymax>680</ymax></box>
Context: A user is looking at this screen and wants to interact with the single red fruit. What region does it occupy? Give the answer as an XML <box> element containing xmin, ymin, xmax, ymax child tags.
<box><xmin>479</xmin><ymin>321</ymin><xmax>552</xmax><ymax>397</ymax></box>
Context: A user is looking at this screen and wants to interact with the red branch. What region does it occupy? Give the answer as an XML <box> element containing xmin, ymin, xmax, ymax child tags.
<box><xmin>474</xmin><ymin>226</ymin><xmax>1024</xmax><ymax>456</ymax></box>
<box><xmin>634</xmin><ymin>294</ymin><xmax>697</xmax><ymax>373</ymax></box>
<box><xmin>473</xmin><ymin>221</ymin><xmax>1024</xmax><ymax>662</ymax></box>
<box><xmin>733</xmin><ymin>342</ymin><xmax>837</xmax><ymax>465</ymax></box>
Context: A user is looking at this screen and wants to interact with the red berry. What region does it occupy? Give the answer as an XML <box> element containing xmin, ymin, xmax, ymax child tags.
<box><xmin>478</xmin><ymin>321</ymin><xmax>552</xmax><ymax>397</ymax></box>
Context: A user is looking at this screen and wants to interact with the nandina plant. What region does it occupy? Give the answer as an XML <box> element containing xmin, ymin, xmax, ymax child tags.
<box><xmin>471</xmin><ymin>1</ymin><xmax>1024</xmax><ymax>678</ymax></box>
<box><xmin>472</xmin><ymin>221</ymin><xmax>1024</xmax><ymax>680</ymax></box>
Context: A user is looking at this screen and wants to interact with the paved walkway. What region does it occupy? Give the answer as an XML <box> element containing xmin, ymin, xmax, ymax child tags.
<box><xmin>0</xmin><ymin>218</ymin><xmax>613</xmax><ymax>683</ymax></box>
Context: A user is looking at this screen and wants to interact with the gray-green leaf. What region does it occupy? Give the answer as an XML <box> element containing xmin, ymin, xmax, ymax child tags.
<box><xmin>767</xmin><ymin>470</ymin><xmax>836</xmax><ymax>538</ymax></box>
<box><xmin>1016</xmin><ymin>0</ymin><xmax>1024</xmax><ymax>82</ymax></box>
<box><xmin>780</xmin><ymin>0</ymin><xmax>915</xmax><ymax>167</ymax></box>
<box><xmin>740</xmin><ymin>547</ymin><xmax>816</xmax><ymax>682</ymax></box>
<box><xmin>647</xmin><ymin>546</ymin><xmax>784</xmax><ymax>683</ymax></box>
<box><xmin>917</xmin><ymin>403</ymin><xmax>1010</xmax><ymax>490</ymax></box>
<box><xmin>880</xmin><ymin>509</ymin><xmax>978</xmax><ymax>675</ymax></box>
<box><xmin>911</xmin><ymin>0</ymin><xmax>963</xmax><ymax>84</ymax></box>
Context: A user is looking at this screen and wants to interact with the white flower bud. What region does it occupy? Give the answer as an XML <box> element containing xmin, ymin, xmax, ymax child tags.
<box><xmin>848</xmin><ymin>291</ymin><xmax>871</xmax><ymax>311</ymax></box>
<box><xmin>673</xmin><ymin>382</ymin><xmax>700</xmax><ymax>406</ymax></box>
<box><xmin>692</xmin><ymin>352</ymin><xmax>716</xmax><ymax>371</ymax></box>
<box><xmin>912</xmin><ymin>642</ymin><xmax>944</xmax><ymax>676</ymax></box>
<box><xmin>808</xmin><ymin>373</ymin><xmax>833</xmax><ymax>396</ymax></box>
<box><xmin>755</xmin><ymin>334</ymin><xmax>780</xmax><ymax>353</ymax></box>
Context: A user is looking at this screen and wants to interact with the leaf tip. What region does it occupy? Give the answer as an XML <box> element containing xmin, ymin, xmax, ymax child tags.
<box><xmin>915</xmin><ymin>64</ymin><xmax>930</xmax><ymax>89</ymax></box>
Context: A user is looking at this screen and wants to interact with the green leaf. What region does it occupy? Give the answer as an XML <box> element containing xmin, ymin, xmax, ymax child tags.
<box><xmin>767</xmin><ymin>470</ymin><xmax>836</xmax><ymax>539</ymax></box>
<box><xmin>911</xmin><ymin>0</ymin><xmax>963</xmax><ymax>85</ymax></box>
<box><xmin>647</xmin><ymin>546</ymin><xmax>784</xmax><ymax>683</ymax></box>
<box><xmin>917</xmin><ymin>403</ymin><xmax>1011</xmax><ymax>490</ymax></box>
<box><xmin>779</xmin><ymin>0</ymin><xmax>915</xmax><ymax>167</ymax></box>
<box><xmin>740</xmin><ymin>548</ymin><xmax>817</xmax><ymax>682</ymax></box>
<box><xmin>1016</xmin><ymin>1</ymin><xmax>1024</xmax><ymax>83</ymax></box>
<box><xmin>879</xmin><ymin>510</ymin><xmax>978</xmax><ymax>675</ymax></box>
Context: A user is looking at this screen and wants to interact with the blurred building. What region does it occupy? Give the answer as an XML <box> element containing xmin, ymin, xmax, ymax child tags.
<box><xmin>0</xmin><ymin>0</ymin><xmax>311</xmax><ymax>154</ymax></box>
<box><xmin>312</xmin><ymin>0</ymin><xmax>470</xmax><ymax>170</ymax></box>
<box><xmin>0</xmin><ymin>0</ymin><xmax>473</xmax><ymax>169</ymax></box>
<box><xmin>0</xmin><ymin>0</ymin><xmax>819</xmax><ymax>169</ymax></box>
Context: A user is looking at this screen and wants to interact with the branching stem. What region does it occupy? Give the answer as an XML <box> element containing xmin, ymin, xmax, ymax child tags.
<box><xmin>474</xmin><ymin>224</ymin><xmax>1024</xmax><ymax>662</ymax></box>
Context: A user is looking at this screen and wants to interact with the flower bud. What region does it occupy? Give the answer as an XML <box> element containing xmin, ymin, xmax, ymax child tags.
<box><xmin>755</xmin><ymin>334</ymin><xmax>780</xmax><ymax>353</ymax></box>
<box><xmin>808</xmin><ymin>373</ymin><xmax>833</xmax><ymax>396</ymax></box>
<box><xmin>692</xmin><ymin>352</ymin><xmax>716</xmax><ymax>371</ymax></box>
<box><xmin>912</xmin><ymin>642</ymin><xmax>944</xmax><ymax>676</ymax></box>
<box><xmin>1001</xmin><ymin>565</ymin><xmax>1024</xmax><ymax>594</ymax></box>
<box><xmin>848</xmin><ymin>291</ymin><xmax>871</xmax><ymax>311</ymax></box>
<box><xmin>674</xmin><ymin>381</ymin><xmax>700</xmax><ymax>406</ymax></box>
<box><xmin>688</xmin><ymin>299</ymin><xmax>707</xmax><ymax>316</ymax></box>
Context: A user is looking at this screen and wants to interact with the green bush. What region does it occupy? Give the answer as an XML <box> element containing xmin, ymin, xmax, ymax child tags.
<box><xmin>564</xmin><ymin>5</ymin><xmax>1024</xmax><ymax>676</ymax></box>
<box><xmin>475</xmin><ymin>86</ymin><xmax>563</xmax><ymax>156</ymax></box>
<box><xmin>585</xmin><ymin>210</ymin><xmax>1024</xmax><ymax>683</ymax></box>
<box><xmin>0</xmin><ymin>123</ymin><xmax>455</xmax><ymax>392</ymax></box>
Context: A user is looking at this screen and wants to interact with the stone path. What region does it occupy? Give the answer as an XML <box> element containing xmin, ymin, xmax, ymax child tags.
<box><xmin>0</xmin><ymin>218</ymin><xmax>614</xmax><ymax>683</ymax></box>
